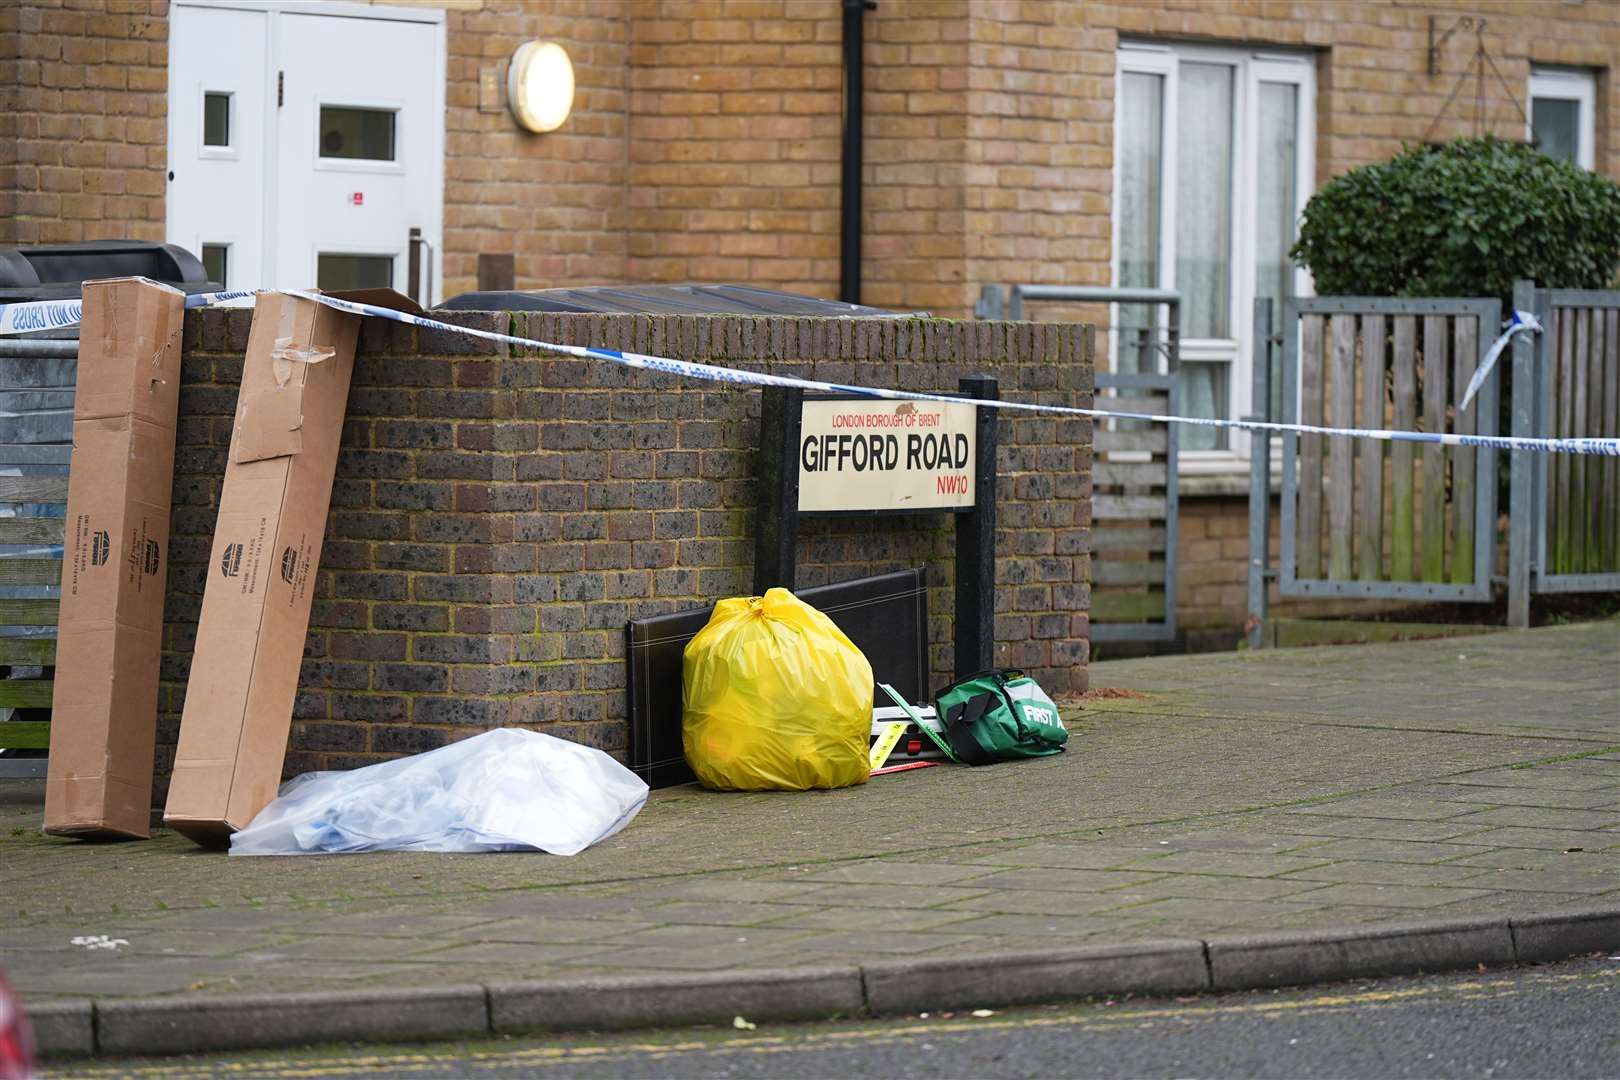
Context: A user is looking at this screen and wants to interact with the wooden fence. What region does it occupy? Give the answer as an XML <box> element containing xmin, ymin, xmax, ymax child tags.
<box><xmin>1541</xmin><ymin>300</ymin><xmax>1620</xmax><ymax>577</ymax></box>
<box><xmin>1278</xmin><ymin>298</ymin><xmax>1500</xmax><ymax>602</ymax></box>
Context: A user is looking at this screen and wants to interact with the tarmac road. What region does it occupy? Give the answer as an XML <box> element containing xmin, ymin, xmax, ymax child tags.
<box><xmin>45</xmin><ymin>955</ymin><xmax>1620</xmax><ymax>1080</ymax></box>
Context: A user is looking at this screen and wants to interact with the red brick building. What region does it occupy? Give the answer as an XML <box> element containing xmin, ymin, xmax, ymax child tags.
<box><xmin>3</xmin><ymin>0</ymin><xmax>1616</xmax><ymax>637</ymax></box>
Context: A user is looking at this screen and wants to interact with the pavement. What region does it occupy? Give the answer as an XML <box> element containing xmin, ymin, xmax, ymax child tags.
<box><xmin>2</xmin><ymin>620</ymin><xmax>1617</xmax><ymax>1059</ymax></box>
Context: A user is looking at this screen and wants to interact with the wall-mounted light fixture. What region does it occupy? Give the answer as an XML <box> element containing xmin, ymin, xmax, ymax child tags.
<box><xmin>507</xmin><ymin>40</ymin><xmax>574</xmax><ymax>133</ymax></box>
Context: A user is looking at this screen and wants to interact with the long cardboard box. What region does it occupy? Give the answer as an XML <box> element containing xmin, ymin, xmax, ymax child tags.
<box><xmin>163</xmin><ymin>289</ymin><xmax>416</xmax><ymax>847</ymax></box>
<box><xmin>44</xmin><ymin>277</ymin><xmax>186</xmax><ymax>839</ymax></box>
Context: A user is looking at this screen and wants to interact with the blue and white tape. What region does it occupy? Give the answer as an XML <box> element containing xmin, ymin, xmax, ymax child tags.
<box><xmin>1459</xmin><ymin>308</ymin><xmax>1541</xmax><ymax>413</ymax></box>
<box><xmin>296</xmin><ymin>290</ymin><xmax>1619</xmax><ymax>458</ymax></box>
<box><xmin>0</xmin><ymin>296</ymin><xmax>83</xmax><ymax>336</ymax></box>
<box><xmin>2</xmin><ymin>288</ymin><xmax>1616</xmax><ymax>458</ymax></box>
<box><xmin>0</xmin><ymin>289</ymin><xmax>261</xmax><ymax>337</ymax></box>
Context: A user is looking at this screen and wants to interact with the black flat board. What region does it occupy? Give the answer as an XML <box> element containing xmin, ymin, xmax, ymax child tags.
<box><xmin>624</xmin><ymin>567</ymin><xmax>929</xmax><ymax>789</ymax></box>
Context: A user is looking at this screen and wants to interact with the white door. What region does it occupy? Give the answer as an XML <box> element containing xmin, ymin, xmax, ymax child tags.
<box><xmin>166</xmin><ymin>3</ymin><xmax>444</xmax><ymax>299</ymax></box>
<box><xmin>275</xmin><ymin>12</ymin><xmax>442</xmax><ymax>294</ymax></box>
<box><xmin>165</xmin><ymin>5</ymin><xmax>270</xmax><ymax>290</ymax></box>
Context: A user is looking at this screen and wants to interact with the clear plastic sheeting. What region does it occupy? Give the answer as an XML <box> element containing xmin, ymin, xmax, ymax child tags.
<box><xmin>229</xmin><ymin>728</ymin><xmax>649</xmax><ymax>856</ymax></box>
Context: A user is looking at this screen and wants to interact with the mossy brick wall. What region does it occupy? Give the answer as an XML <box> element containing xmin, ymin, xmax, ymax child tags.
<box><xmin>156</xmin><ymin>310</ymin><xmax>1093</xmax><ymax>788</ymax></box>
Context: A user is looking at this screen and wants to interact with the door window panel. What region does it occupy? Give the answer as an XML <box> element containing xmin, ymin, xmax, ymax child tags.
<box><xmin>203</xmin><ymin>92</ymin><xmax>231</xmax><ymax>147</ymax></box>
<box><xmin>319</xmin><ymin>106</ymin><xmax>397</xmax><ymax>161</ymax></box>
<box><xmin>317</xmin><ymin>254</ymin><xmax>393</xmax><ymax>290</ymax></box>
<box><xmin>201</xmin><ymin>243</ymin><xmax>229</xmax><ymax>288</ymax></box>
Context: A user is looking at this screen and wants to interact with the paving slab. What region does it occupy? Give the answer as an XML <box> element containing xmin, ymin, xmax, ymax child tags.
<box><xmin>1452</xmin><ymin>826</ymin><xmax>1620</xmax><ymax>851</ymax></box>
<box><xmin>3</xmin><ymin>621</ymin><xmax>1618</xmax><ymax>1059</ymax></box>
<box><xmin>1288</xmin><ymin>837</ymin><xmax>1500</xmax><ymax>863</ymax></box>
<box><xmin>1279</xmin><ymin>860</ymin><xmax>1488</xmax><ymax>887</ymax></box>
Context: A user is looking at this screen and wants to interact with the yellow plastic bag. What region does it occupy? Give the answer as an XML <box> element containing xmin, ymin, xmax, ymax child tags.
<box><xmin>682</xmin><ymin>587</ymin><xmax>874</xmax><ymax>791</ymax></box>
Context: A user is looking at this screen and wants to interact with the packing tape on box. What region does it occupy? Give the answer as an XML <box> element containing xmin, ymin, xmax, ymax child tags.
<box><xmin>2</xmin><ymin>288</ymin><xmax>1615</xmax><ymax>457</ymax></box>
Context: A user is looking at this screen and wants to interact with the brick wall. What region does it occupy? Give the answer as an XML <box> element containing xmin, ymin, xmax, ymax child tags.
<box><xmin>9</xmin><ymin>0</ymin><xmax>1618</xmax><ymax>648</ymax></box>
<box><xmin>157</xmin><ymin>310</ymin><xmax>1093</xmax><ymax>786</ymax></box>
<box><xmin>619</xmin><ymin>1</ymin><xmax>1619</xmax><ymax>318</ymax></box>
<box><xmin>443</xmin><ymin>0</ymin><xmax>630</xmax><ymax>295</ymax></box>
<box><xmin>0</xmin><ymin>0</ymin><xmax>169</xmax><ymax>246</ymax></box>
<box><xmin>860</xmin><ymin>2</ymin><xmax>971</xmax><ymax>314</ymax></box>
<box><xmin>623</xmin><ymin>0</ymin><xmax>844</xmax><ymax>300</ymax></box>
<box><xmin>5</xmin><ymin>1</ymin><xmax>1616</xmax><ymax>304</ymax></box>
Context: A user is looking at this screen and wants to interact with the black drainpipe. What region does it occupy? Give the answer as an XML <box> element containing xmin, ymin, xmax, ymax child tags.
<box><xmin>840</xmin><ymin>0</ymin><xmax>875</xmax><ymax>304</ymax></box>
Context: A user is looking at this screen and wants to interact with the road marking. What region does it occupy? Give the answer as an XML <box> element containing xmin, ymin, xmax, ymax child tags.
<box><xmin>47</xmin><ymin>965</ymin><xmax>1619</xmax><ymax>1078</ymax></box>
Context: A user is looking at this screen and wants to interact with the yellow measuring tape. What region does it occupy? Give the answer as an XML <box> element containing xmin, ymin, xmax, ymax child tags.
<box><xmin>868</xmin><ymin>721</ymin><xmax>907</xmax><ymax>771</ymax></box>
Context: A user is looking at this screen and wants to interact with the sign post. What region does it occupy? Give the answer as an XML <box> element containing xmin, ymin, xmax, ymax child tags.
<box><xmin>954</xmin><ymin>374</ymin><xmax>997</xmax><ymax>675</ymax></box>
<box><xmin>755</xmin><ymin>376</ymin><xmax>998</xmax><ymax>678</ymax></box>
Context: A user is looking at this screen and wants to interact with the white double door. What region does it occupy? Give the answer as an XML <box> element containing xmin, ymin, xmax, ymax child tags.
<box><xmin>166</xmin><ymin>2</ymin><xmax>444</xmax><ymax>299</ymax></box>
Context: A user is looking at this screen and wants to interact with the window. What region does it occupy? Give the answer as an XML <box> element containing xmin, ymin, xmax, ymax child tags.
<box><xmin>201</xmin><ymin>243</ymin><xmax>228</xmax><ymax>288</ymax></box>
<box><xmin>318</xmin><ymin>106</ymin><xmax>396</xmax><ymax>161</ymax></box>
<box><xmin>1529</xmin><ymin>66</ymin><xmax>1594</xmax><ymax>170</ymax></box>
<box><xmin>203</xmin><ymin>91</ymin><xmax>231</xmax><ymax>147</ymax></box>
<box><xmin>317</xmin><ymin>253</ymin><xmax>393</xmax><ymax>290</ymax></box>
<box><xmin>1113</xmin><ymin>43</ymin><xmax>1315</xmax><ymax>466</ymax></box>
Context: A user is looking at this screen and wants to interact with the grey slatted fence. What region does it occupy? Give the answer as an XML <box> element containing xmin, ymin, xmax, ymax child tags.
<box><xmin>980</xmin><ymin>284</ymin><xmax>1180</xmax><ymax>644</ymax></box>
<box><xmin>1513</xmin><ymin>285</ymin><xmax>1620</xmax><ymax>604</ymax></box>
<box><xmin>1090</xmin><ymin>366</ymin><xmax>1178</xmax><ymax>641</ymax></box>
<box><xmin>0</xmin><ymin>338</ymin><xmax>74</xmax><ymax>777</ymax></box>
<box><xmin>1250</xmin><ymin>297</ymin><xmax>1502</xmax><ymax>645</ymax></box>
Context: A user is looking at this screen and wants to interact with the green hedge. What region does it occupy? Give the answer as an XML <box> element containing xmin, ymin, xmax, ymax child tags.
<box><xmin>1290</xmin><ymin>136</ymin><xmax>1620</xmax><ymax>303</ymax></box>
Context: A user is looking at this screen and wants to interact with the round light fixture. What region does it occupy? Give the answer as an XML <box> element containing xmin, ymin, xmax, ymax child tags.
<box><xmin>507</xmin><ymin>40</ymin><xmax>574</xmax><ymax>134</ymax></box>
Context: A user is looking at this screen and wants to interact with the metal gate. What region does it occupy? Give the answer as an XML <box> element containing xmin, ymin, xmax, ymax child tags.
<box><xmin>979</xmin><ymin>284</ymin><xmax>1180</xmax><ymax>643</ymax></box>
<box><xmin>1508</xmin><ymin>283</ymin><xmax>1620</xmax><ymax>622</ymax></box>
<box><xmin>1248</xmin><ymin>296</ymin><xmax>1503</xmax><ymax>644</ymax></box>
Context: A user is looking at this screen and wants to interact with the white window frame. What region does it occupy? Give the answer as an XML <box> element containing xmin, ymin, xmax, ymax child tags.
<box><xmin>1112</xmin><ymin>41</ymin><xmax>1316</xmax><ymax>474</ymax></box>
<box><xmin>1528</xmin><ymin>66</ymin><xmax>1595</xmax><ymax>170</ymax></box>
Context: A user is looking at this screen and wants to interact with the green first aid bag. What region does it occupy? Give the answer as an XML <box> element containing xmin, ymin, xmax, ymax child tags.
<box><xmin>879</xmin><ymin>670</ymin><xmax>1067</xmax><ymax>766</ymax></box>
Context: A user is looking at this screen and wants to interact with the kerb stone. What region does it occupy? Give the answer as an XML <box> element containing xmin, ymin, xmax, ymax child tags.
<box><xmin>1207</xmin><ymin>916</ymin><xmax>1515</xmax><ymax>990</ymax></box>
<box><xmin>94</xmin><ymin>985</ymin><xmax>489</xmax><ymax>1056</ymax></box>
<box><xmin>861</xmin><ymin>939</ymin><xmax>1208</xmax><ymax>1014</ymax></box>
<box><xmin>489</xmin><ymin>966</ymin><xmax>865</xmax><ymax>1032</ymax></box>
<box><xmin>1511</xmin><ymin>906</ymin><xmax>1620</xmax><ymax>963</ymax></box>
<box><xmin>24</xmin><ymin>999</ymin><xmax>93</xmax><ymax>1058</ymax></box>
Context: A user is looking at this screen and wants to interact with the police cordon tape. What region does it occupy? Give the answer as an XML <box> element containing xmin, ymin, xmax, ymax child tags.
<box><xmin>293</xmin><ymin>290</ymin><xmax>1620</xmax><ymax>458</ymax></box>
<box><xmin>0</xmin><ymin>289</ymin><xmax>262</xmax><ymax>336</ymax></box>
<box><xmin>2</xmin><ymin>288</ymin><xmax>1616</xmax><ymax>458</ymax></box>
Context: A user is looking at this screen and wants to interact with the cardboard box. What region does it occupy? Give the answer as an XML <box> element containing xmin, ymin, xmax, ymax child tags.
<box><xmin>44</xmin><ymin>277</ymin><xmax>186</xmax><ymax>839</ymax></box>
<box><xmin>163</xmin><ymin>289</ymin><xmax>417</xmax><ymax>847</ymax></box>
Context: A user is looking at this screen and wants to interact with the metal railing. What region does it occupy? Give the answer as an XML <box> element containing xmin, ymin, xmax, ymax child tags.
<box><xmin>979</xmin><ymin>284</ymin><xmax>1181</xmax><ymax>643</ymax></box>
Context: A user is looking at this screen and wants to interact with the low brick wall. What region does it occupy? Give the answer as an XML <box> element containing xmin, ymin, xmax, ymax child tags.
<box><xmin>156</xmin><ymin>311</ymin><xmax>1094</xmax><ymax>787</ymax></box>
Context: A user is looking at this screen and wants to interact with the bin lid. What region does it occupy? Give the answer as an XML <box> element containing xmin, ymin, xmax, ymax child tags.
<box><xmin>436</xmin><ymin>283</ymin><xmax>920</xmax><ymax>317</ymax></box>
<box><xmin>0</xmin><ymin>241</ymin><xmax>216</xmax><ymax>303</ymax></box>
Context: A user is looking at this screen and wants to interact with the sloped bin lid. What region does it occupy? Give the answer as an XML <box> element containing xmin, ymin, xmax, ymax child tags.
<box><xmin>0</xmin><ymin>241</ymin><xmax>216</xmax><ymax>303</ymax></box>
